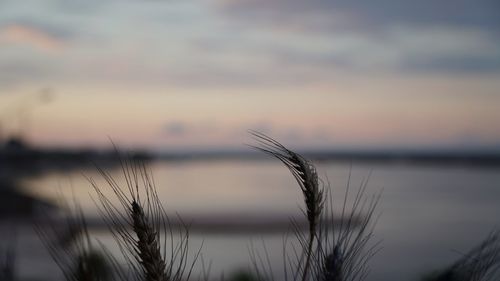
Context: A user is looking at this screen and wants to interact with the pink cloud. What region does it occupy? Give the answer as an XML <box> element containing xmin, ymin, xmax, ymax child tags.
<box><xmin>0</xmin><ymin>24</ymin><xmax>66</xmax><ymax>52</ymax></box>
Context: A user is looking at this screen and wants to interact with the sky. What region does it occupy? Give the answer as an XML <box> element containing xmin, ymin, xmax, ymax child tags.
<box><xmin>0</xmin><ymin>0</ymin><xmax>499</xmax><ymax>151</ymax></box>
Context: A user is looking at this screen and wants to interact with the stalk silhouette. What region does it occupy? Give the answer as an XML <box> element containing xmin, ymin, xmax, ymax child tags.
<box><xmin>251</xmin><ymin>131</ymin><xmax>324</xmax><ymax>281</ymax></box>
<box><xmin>90</xmin><ymin>154</ymin><xmax>199</xmax><ymax>281</ymax></box>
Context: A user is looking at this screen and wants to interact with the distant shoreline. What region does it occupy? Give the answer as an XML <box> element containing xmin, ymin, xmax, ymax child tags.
<box><xmin>155</xmin><ymin>150</ymin><xmax>500</xmax><ymax>167</ymax></box>
<box><xmin>2</xmin><ymin>136</ymin><xmax>500</xmax><ymax>169</ymax></box>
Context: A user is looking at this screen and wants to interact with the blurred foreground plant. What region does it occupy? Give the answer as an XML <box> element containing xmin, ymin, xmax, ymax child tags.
<box><xmin>423</xmin><ymin>231</ymin><xmax>500</xmax><ymax>281</ymax></box>
<box><xmin>38</xmin><ymin>153</ymin><xmax>199</xmax><ymax>281</ymax></box>
<box><xmin>0</xmin><ymin>240</ymin><xmax>16</xmax><ymax>281</ymax></box>
<box><xmin>36</xmin><ymin>205</ymin><xmax>114</xmax><ymax>281</ymax></box>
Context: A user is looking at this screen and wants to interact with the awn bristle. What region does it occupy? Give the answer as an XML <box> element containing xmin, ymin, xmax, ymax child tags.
<box><xmin>36</xmin><ymin>204</ymin><xmax>114</xmax><ymax>281</ymax></box>
<box><xmin>313</xmin><ymin>175</ymin><xmax>381</xmax><ymax>281</ymax></box>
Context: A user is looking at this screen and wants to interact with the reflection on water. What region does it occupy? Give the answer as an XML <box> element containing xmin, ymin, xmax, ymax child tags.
<box><xmin>4</xmin><ymin>160</ymin><xmax>500</xmax><ymax>280</ymax></box>
<box><xmin>21</xmin><ymin>160</ymin><xmax>308</xmax><ymax>217</ymax></box>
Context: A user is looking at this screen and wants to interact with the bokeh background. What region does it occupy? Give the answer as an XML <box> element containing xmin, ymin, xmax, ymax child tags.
<box><xmin>1</xmin><ymin>0</ymin><xmax>500</xmax><ymax>150</ymax></box>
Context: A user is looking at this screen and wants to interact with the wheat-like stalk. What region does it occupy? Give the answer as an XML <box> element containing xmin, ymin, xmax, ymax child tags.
<box><xmin>131</xmin><ymin>200</ymin><xmax>168</xmax><ymax>281</ymax></box>
<box><xmin>250</xmin><ymin>131</ymin><xmax>324</xmax><ymax>281</ymax></box>
<box><xmin>90</xmin><ymin>153</ymin><xmax>198</xmax><ymax>281</ymax></box>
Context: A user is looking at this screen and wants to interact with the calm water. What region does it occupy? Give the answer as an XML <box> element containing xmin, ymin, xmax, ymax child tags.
<box><xmin>15</xmin><ymin>160</ymin><xmax>500</xmax><ymax>280</ymax></box>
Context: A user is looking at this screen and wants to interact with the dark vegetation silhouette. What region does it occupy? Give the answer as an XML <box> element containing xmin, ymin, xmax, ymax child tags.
<box><xmin>36</xmin><ymin>205</ymin><xmax>114</xmax><ymax>281</ymax></box>
<box><xmin>422</xmin><ymin>231</ymin><xmax>500</xmax><ymax>281</ymax></box>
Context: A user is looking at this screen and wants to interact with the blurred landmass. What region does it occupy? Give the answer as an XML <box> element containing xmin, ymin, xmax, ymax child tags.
<box><xmin>0</xmin><ymin>136</ymin><xmax>151</xmax><ymax>220</ymax></box>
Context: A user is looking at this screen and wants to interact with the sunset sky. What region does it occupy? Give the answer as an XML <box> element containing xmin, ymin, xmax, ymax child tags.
<box><xmin>0</xmin><ymin>0</ymin><xmax>499</xmax><ymax>151</ymax></box>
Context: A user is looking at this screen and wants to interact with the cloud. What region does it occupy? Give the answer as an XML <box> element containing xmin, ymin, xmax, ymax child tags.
<box><xmin>164</xmin><ymin>121</ymin><xmax>188</xmax><ymax>137</ymax></box>
<box><xmin>190</xmin><ymin>23</ymin><xmax>500</xmax><ymax>75</ymax></box>
<box><xmin>162</xmin><ymin>120</ymin><xmax>221</xmax><ymax>138</ymax></box>
<box><xmin>0</xmin><ymin>23</ymin><xmax>67</xmax><ymax>52</ymax></box>
<box><xmin>384</xmin><ymin>26</ymin><xmax>500</xmax><ymax>73</ymax></box>
<box><xmin>0</xmin><ymin>0</ymin><xmax>498</xmax><ymax>92</ymax></box>
<box><xmin>0</xmin><ymin>57</ymin><xmax>59</xmax><ymax>90</ymax></box>
<box><xmin>210</xmin><ymin>0</ymin><xmax>500</xmax><ymax>75</ymax></box>
<box><xmin>216</xmin><ymin>0</ymin><xmax>500</xmax><ymax>31</ymax></box>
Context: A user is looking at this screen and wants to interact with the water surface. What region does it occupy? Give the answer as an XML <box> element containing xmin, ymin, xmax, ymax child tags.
<box><xmin>17</xmin><ymin>160</ymin><xmax>500</xmax><ymax>281</ymax></box>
